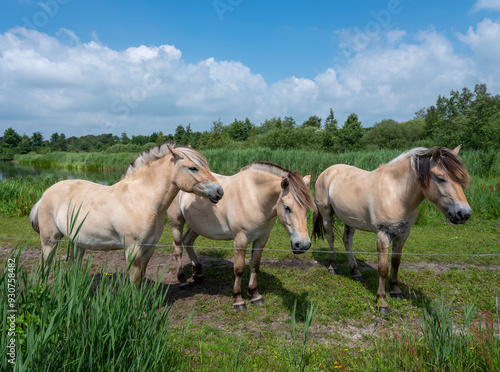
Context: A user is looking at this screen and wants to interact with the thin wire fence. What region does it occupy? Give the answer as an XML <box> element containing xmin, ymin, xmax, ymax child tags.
<box><xmin>1</xmin><ymin>236</ymin><xmax>499</xmax><ymax>259</ymax></box>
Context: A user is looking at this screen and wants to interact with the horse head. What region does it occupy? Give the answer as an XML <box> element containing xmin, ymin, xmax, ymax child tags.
<box><xmin>416</xmin><ymin>145</ymin><xmax>472</xmax><ymax>224</ymax></box>
<box><xmin>276</xmin><ymin>173</ymin><xmax>314</xmax><ymax>254</ymax></box>
<box><xmin>168</xmin><ymin>145</ymin><xmax>224</xmax><ymax>204</ymax></box>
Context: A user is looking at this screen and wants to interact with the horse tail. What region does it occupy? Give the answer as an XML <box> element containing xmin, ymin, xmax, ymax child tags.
<box><xmin>29</xmin><ymin>199</ymin><xmax>41</xmax><ymax>234</ymax></box>
<box><xmin>312</xmin><ymin>206</ymin><xmax>326</xmax><ymax>241</ymax></box>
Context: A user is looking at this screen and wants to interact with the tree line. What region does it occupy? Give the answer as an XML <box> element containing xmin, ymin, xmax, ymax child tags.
<box><xmin>1</xmin><ymin>84</ymin><xmax>499</xmax><ymax>160</ymax></box>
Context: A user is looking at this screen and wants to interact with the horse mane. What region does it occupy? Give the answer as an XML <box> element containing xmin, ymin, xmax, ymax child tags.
<box><xmin>394</xmin><ymin>147</ymin><xmax>470</xmax><ymax>188</ymax></box>
<box><xmin>124</xmin><ymin>141</ymin><xmax>209</xmax><ymax>177</ymax></box>
<box><xmin>241</xmin><ymin>162</ymin><xmax>315</xmax><ymax>210</ymax></box>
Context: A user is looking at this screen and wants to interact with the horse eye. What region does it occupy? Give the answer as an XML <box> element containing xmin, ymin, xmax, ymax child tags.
<box><xmin>188</xmin><ymin>166</ymin><xmax>198</xmax><ymax>172</ymax></box>
<box><xmin>284</xmin><ymin>205</ymin><xmax>292</xmax><ymax>213</ymax></box>
<box><xmin>435</xmin><ymin>176</ymin><xmax>446</xmax><ymax>183</ymax></box>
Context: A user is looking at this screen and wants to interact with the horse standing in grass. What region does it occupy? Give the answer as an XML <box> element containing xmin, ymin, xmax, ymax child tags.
<box><xmin>312</xmin><ymin>146</ymin><xmax>471</xmax><ymax>314</ymax></box>
<box><xmin>29</xmin><ymin>142</ymin><xmax>224</xmax><ymax>286</ymax></box>
<box><xmin>167</xmin><ymin>162</ymin><xmax>315</xmax><ymax>310</ymax></box>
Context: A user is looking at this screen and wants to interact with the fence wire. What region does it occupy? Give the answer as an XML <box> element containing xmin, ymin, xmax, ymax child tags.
<box><xmin>1</xmin><ymin>236</ymin><xmax>499</xmax><ymax>259</ymax></box>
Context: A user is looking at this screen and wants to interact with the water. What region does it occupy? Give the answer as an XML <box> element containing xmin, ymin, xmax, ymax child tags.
<box><xmin>0</xmin><ymin>161</ymin><xmax>124</xmax><ymax>185</ymax></box>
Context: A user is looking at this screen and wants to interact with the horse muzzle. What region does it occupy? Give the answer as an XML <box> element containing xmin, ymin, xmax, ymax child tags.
<box><xmin>205</xmin><ymin>182</ymin><xmax>224</xmax><ymax>204</ymax></box>
<box><xmin>291</xmin><ymin>239</ymin><xmax>311</xmax><ymax>254</ymax></box>
<box><xmin>446</xmin><ymin>202</ymin><xmax>472</xmax><ymax>224</ymax></box>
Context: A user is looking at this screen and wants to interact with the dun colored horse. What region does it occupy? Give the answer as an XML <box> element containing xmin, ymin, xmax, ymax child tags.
<box><xmin>312</xmin><ymin>146</ymin><xmax>471</xmax><ymax>313</ymax></box>
<box><xmin>29</xmin><ymin>142</ymin><xmax>223</xmax><ymax>286</ymax></box>
<box><xmin>167</xmin><ymin>162</ymin><xmax>315</xmax><ymax>310</ymax></box>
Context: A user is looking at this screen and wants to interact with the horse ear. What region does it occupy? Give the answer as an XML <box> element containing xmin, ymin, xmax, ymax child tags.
<box><xmin>452</xmin><ymin>144</ymin><xmax>462</xmax><ymax>155</ymax></box>
<box><xmin>303</xmin><ymin>175</ymin><xmax>311</xmax><ymax>186</ymax></box>
<box><xmin>281</xmin><ymin>177</ymin><xmax>290</xmax><ymax>190</ymax></box>
<box><xmin>167</xmin><ymin>145</ymin><xmax>184</xmax><ymax>160</ymax></box>
<box><xmin>432</xmin><ymin>147</ymin><xmax>442</xmax><ymax>162</ymax></box>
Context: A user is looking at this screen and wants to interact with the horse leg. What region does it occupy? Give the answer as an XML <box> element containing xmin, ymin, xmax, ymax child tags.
<box><xmin>389</xmin><ymin>228</ymin><xmax>412</xmax><ymax>300</ymax></box>
<box><xmin>171</xmin><ymin>216</ymin><xmax>188</xmax><ymax>287</ymax></box>
<box><xmin>69</xmin><ymin>243</ymin><xmax>86</xmax><ymax>265</ymax></box>
<box><xmin>376</xmin><ymin>232</ymin><xmax>391</xmax><ymax>314</ymax></box>
<box><xmin>182</xmin><ymin>228</ymin><xmax>202</xmax><ymax>283</ymax></box>
<box><xmin>318</xmin><ymin>204</ymin><xmax>337</xmax><ymax>274</ymax></box>
<box><xmin>343</xmin><ymin>225</ymin><xmax>363</xmax><ymax>281</ymax></box>
<box><xmin>125</xmin><ymin>244</ymin><xmax>155</xmax><ymax>288</ymax></box>
<box><xmin>232</xmin><ymin>234</ymin><xmax>248</xmax><ymax>311</ymax></box>
<box><xmin>39</xmin><ymin>229</ymin><xmax>63</xmax><ymax>271</ymax></box>
<box><xmin>248</xmin><ymin>237</ymin><xmax>268</xmax><ymax>306</ymax></box>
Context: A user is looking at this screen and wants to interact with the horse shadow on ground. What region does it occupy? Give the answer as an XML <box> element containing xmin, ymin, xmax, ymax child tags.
<box><xmin>311</xmin><ymin>249</ymin><xmax>430</xmax><ymax>310</ymax></box>
<box><xmin>88</xmin><ymin>254</ymin><xmax>313</xmax><ymax>321</ymax></box>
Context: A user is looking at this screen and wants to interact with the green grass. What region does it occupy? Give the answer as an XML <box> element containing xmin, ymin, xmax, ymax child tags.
<box><xmin>1</xmin><ymin>247</ymin><xmax>184</xmax><ymax>371</ymax></box>
<box><xmin>1</xmin><ymin>212</ymin><xmax>499</xmax><ymax>371</ymax></box>
<box><xmin>2</xmin><ymin>148</ymin><xmax>500</xmax><ymax>370</ymax></box>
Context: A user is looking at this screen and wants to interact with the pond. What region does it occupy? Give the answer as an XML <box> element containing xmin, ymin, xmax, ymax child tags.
<box><xmin>0</xmin><ymin>161</ymin><xmax>124</xmax><ymax>185</ymax></box>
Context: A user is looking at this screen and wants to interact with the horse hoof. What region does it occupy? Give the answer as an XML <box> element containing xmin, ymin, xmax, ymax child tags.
<box><xmin>234</xmin><ymin>303</ymin><xmax>247</xmax><ymax>311</ymax></box>
<box><xmin>251</xmin><ymin>298</ymin><xmax>265</xmax><ymax>306</ymax></box>
<box><xmin>379</xmin><ymin>307</ymin><xmax>390</xmax><ymax>315</ymax></box>
<box><xmin>354</xmin><ymin>276</ymin><xmax>365</xmax><ymax>283</ymax></box>
<box><xmin>193</xmin><ymin>276</ymin><xmax>204</xmax><ymax>284</ymax></box>
<box><xmin>328</xmin><ymin>269</ymin><xmax>337</xmax><ymax>275</ymax></box>
<box><xmin>179</xmin><ymin>282</ymin><xmax>190</xmax><ymax>291</ymax></box>
<box><xmin>391</xmin><ymin>293</ymin><xmax>404</xmax><ymax>300</ymax></box>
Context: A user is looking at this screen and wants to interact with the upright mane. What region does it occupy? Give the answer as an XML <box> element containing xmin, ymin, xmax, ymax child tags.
<box><xmin>391</xmin><ymin>147</ymin><xmax>470</xmax><ymax>188</ymax></box>
<box><xmin>241</xmin><ymin>162</ymin><xmax>315</xmax><ymax>210</ymax></box>
<box><xmin>124</xmin><ymin>141</ymin><xmax>209</xmax><ymax>177</ymax></box>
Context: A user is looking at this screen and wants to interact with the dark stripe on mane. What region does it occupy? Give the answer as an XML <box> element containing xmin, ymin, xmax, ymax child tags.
<box><xmin>125</xmin><ymin>141</ymin><xmax>209</xmax><ymax>177</ymax></box>
<box><xmin>242</xmin><ymin>162</ymin><xmax>315</xmax><ymax>210</ymax></box>
<box><xmin>411</xmin><ymin>147</ymin><xmax>470</xmax><ymax>188</ymax></box>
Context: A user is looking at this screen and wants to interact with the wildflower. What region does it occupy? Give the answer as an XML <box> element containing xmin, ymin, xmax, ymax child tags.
<box><xmin>470</xmin><ymin>347</ymin><xmax>474</xmax><ymax>350</ymax></box>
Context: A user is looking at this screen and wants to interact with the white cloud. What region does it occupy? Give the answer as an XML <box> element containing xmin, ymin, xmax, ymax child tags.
<box><xmin>471</xmin><ymin>0</ymin><xmax>500</xmax><ymax>12</ymax></box>
<box><xmin>457</xmin><ymin>18</ymin><xmax>500</xmax><ymax>89</ymax></box>
<box><xmin>0</xmin><ymin>23</ymin><xmax>499</xmax><ymax>138</ymax></box>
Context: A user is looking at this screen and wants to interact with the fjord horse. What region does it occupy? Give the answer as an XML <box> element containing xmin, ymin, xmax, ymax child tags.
<box><xmin>312</xmin><ymin>146</ymin><xmax>471</xmax><ymax>314</ymax></box>
<box><xmin>29</xmin><ymin>142</ymin><xmax>223</xmax><ymax>286</ymax></box>
<box><xmin>167</xmin><ymin>162</ymin><xmax>315</xmax><ymax>310</ymax></box>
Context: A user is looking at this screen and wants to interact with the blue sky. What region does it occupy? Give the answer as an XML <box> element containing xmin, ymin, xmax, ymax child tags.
<box><xmin>1</xmin><ymin>0</ymin><xmax>500</xmax><ymax>138</ymax></box>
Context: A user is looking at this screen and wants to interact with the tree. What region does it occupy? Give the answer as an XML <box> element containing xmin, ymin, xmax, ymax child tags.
<box><xmin>156</xmin><ymin>131</ymin><xmax>167</xmax><ymax>145</ymax></box>
<box><xmin>206</xmin><ymin>118</ymin><xmax>231</xmax><ymax>149</ymax></box>
<box><xmin>422</xmin><ymin>84</ymin><xmax>500</xmax><ymax>149</ymax></box>
<box><xmin>174</xmin><ymin>125</ymin><xmax>186</xmax><ymax>144</ymax></box>
<box><xmin>30</xmin><ymin>132</ymin><xmax>44</xmax><ymax>149</ymax></box>
<box><xmin>2</xmin><ymin>128</ymin><xmax>21</xmax><ymax>148</ymax></box>
<box><xmin>121</xmin><ymin>131</ymin><xmax>130</xmax><ymax>144</ymax></box>
<box><xmin>301</xmin><ymin>115</ymin><xmax>322</xmax><ymax>128</ymax></box>
<box><xmin>339</xmin><ymin>113</ymin><xmax>363</xmax><ymax>151</ymax></box>
<box><xmin>227</xmin><ymin>118</ymin><xmax>254</xmax><ymax>142</ymax></box>
<box><xmin>0</xmin><ymin>128</ymin><xmax>22</xmax><ymax>159</ymax></box>
<box><xmin>323</xmin><ymin>108</ymin><xmax>340</xmax><ymax>151</ymax></box>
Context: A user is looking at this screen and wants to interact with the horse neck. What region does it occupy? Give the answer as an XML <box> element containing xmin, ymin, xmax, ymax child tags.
<box><xmin>385</xmin><ymin>155</ymin><xmax>426</xmax><ymax>213</ymax></box>
<box><xmin>246</xmin><ymin>170</ymin><xmax>283</xmax><ymax>218</ymax></box>
<box><xmin>122</xmin><ymin>155</ymin><xmax>180</xmax><ymax>214</ymax></box>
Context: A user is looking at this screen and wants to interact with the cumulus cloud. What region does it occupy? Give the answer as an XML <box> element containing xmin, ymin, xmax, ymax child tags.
<box><xmin>0</xmin><ymin>23</ymin><xmax>499</xmax><ymax>138</ymax></box>
<box><xmin>471</xmin><ymin>0</ymin><xmax>500</xmax><ymax>12</ymax></box>
<box><xmin>457</xmin><ymin>18</ymin><xmax>500</xmax><ymax>89</ymax></box>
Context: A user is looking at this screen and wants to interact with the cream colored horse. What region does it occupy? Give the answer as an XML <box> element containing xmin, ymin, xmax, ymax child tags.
<box><xmin>167</xmin><ymin>162</ymin><xmax>315</xmax><ymax>310</ymax></box>
<box><xmin>312</xmin><ymin>146</ymin><xmax>471</xmax><ymax>314</ymax></box>
<box><xmin>29</xmin><ymin>142</ymin><xmax>223</xmax><ymax>286</ymax></box>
